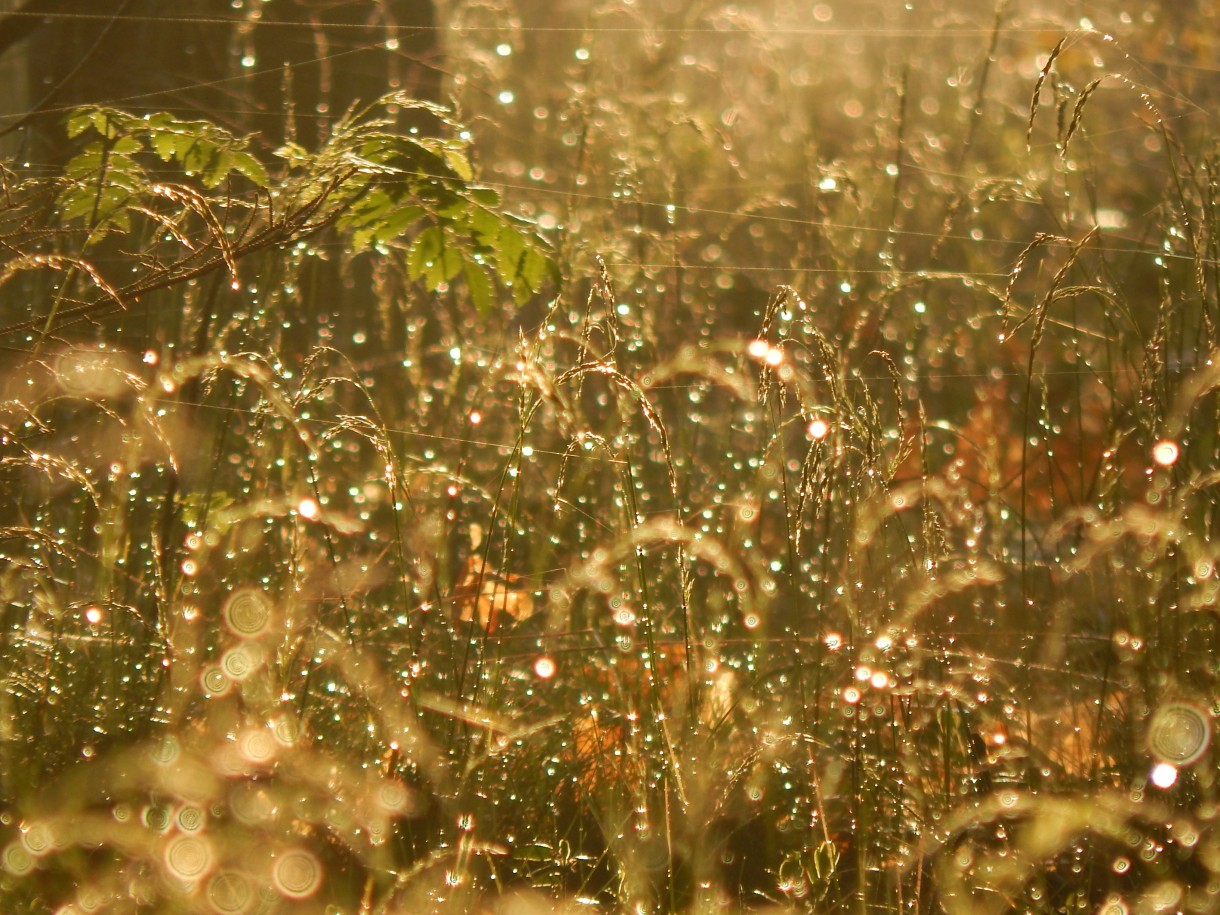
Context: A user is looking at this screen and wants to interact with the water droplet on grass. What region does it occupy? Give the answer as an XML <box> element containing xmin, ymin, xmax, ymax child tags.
<box><xmin>207</xmin><ymin>870</ymin><xmax>256</xmax><ymax>914</ymax></box>
<box><xmin>1152</xmin><ymin>439</ymin><xmax>1179</xmax><ymax>466</ymax></box>
<box><xmin>1147</xmin><ymin>703</ymin><xmax>1210</xmax><ymax>765</ymax></box>
<box><xmin>164</xmin><ymin>834</ymin><xmax>214</xmax><ymax>882</ymax></box>
<box><xmin>272</xmin><ymin>848</ymin><xmax>322</xmax><ymax>899</ymax></box>
<box><xmin>223</xmin><ymin>588</ymin><xmax>272</xmax><ymax>637</ymax></box>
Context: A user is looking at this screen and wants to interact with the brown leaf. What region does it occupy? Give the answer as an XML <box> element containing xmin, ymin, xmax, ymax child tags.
<box><xmin>453</xmin><ymin>555</ymin><xmax>536</xmax><ymax>633</ymax></box>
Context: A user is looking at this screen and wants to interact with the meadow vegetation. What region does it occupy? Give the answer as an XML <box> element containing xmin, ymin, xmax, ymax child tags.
<box><xmin>0</xmin><ymin>1</ymin><xmax>1219</xmax><ymax>912</ymax></box>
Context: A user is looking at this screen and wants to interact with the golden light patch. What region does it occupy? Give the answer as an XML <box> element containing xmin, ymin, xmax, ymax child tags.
<box><xmin>452</xmin><ymin>554</ymin><xmax>536</xmax><ymax>633</ymax></box>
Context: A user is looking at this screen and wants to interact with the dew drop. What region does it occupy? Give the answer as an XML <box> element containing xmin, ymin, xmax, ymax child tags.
<box><xmin>1152</xmin><ymin>439</ymin><xmax>1179</xmax><ymax>466</ymax></box>
<box><xmin>1147</xmin><ymin>703</ymin><xmax>1210</xmax><ymax>765</ymax></box>
<box><xmin>223</xmin><ymin>588</ymin><xmax>273</xmax><ymax>637</ymax></box>
<box><xmin>374</xmin><ymin>779</ymin><xmax>411</xmax><ymax>814</ymax></box>
<box><xmin>177</xmin><ymin>805</ymin><xmax>205</xmax><ymax>833</ymax></box>
<box><xmin>533</xmin><ymin>656</ymin><xmax>557</xmax><ymax>679</ymax></box>
<box><xmin>3</xmin><ymin>842</ymin><xmax>33</xmax><ymax>876</ymax></box>
<box><xmin>271</xmin><ymin>715</ymin><xmax>300</xmax><ymax>746</ymax></box>
<box><xmin>164</xmin><ymin>834</ymin><xmax>215</xmax><ymax>881</ymax></box>
<box><xmin>221</xmin><ymin>645</ymin><xmax>257</xmax><ymax>681</ymax></box>
<box><xmin>201</xmin><ymin>665</ymin><xmax>231</xmax><ymax>697</ymax></box>
<box><xmin>238</xmin><ymin>728</ymin><xmax>277</xmax><ymax>764</ymax></box>
<box><xmin>272</xmin><ymin>848</ymin><xmax>322</xmax><ymax>899</ymax></box>
<box><xmin>20</xmin><ymin>822</ymin><xmax>54</xmax><ymax>856</ymax></box>
<box><xmin>207</xmin><ymin>870</ymin><xmax>256</xmax><ymax>914</ymax></box>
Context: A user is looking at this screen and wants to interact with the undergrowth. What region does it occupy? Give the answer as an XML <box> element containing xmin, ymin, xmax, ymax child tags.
<box><xmin>1</xmin><ymin>2</ymin><xmax>1219</xmax><ymax>913</ymax></box>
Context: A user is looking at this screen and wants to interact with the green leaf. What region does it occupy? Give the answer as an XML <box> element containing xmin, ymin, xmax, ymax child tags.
<box><xmin>469</xmin><ymin>186</ymin><xmax>501</xmax><ymax>207</ymax></box>
<box><xmin>359</xmin><ymin>135</ymin><xmax>450</xmax><ymax>178</ymax></box>
<box><xmin>150</xmin><ymin>130</ymin><xmax>180</xmax><ymax>161</ymax></box>
<box><xmin>181</xmin><ymin>142</ymin><xmax>219</xmax><ymax>179</ymax></box>
<box><xmin>66</xmin><ymin>110</ymin><xmax>96</xmax><ymax>139</ymax></box>
<box><xmin>344</xmin><ymin>188</ymin><xmax>393</xmax><ymax>220</ymax></box>
<box><xmin>346</xmin><ymin>196</ymin><xmax>425</xmax><ymax>250</ymax></box>
<box><xmin>61</xmin><ymin>150</ymin><xmax>146</xmax><ymax>201</ymax></box>
<box><xmin>484</xmin><ymin>215</ymin><xmax>558</xmax><ymax>303</ymax></box>
<box><xmin>148</xmin><ymin>127</ymin><xmax>206</xmax><ymax>166</ymax></box>
<box><xmin>74</xmin><ymin>108</ymin><xmax>131</xmax><ymax>139</ymax></box>
<box><xmin>442</xmin><ymin>145</ymin><xmax>473</xmax><ymax>182</ymax></box>
<box><xmin>464</xmin><ymin>261</ymin><xmax>493</xmax><ymax>315</ymax></box>
<box><xmin>374</xmin><ymin>204</ymin><xmax>426</xmax><ymax>245</ymax></box>
<box><xmin>230</xmin><ymin>151</ymin><xmax>269</xmax><ymax>188</ymax></box>
<box><xmin>467</xmin><ymin>206</ymin><xmax>503</xmax><ymax>249</ymax></box>
<box><xmin>407</xmin><ymin>225</ymin><xmax>443</xmax><ymax>283</ymax></box>
<box><xmin>413</xmin><ymin>138</ymin><xmax>467</xmax><ymax>179</ymax></box>
<box><xmin>106</xmin><ymin>137</ymin><xmax>140</xmax><ymax>157</ymax></box>
<box><xmin>432</xmin><ymin>187</ymin><xmax>469</xmax><ymax>220</ymax></box>
<box><xmin>518</xmin><ymin>246</ymin><xmax>551</xmax><ymax>296</ymax></box>
<box><xmin>492</xmin><ymin>225</ymin><xmax>527</xmax><ymax>289</ymax></box>
<box><xmin>57</xmin><ymin>182</ymin><xmax>133</xmax><ymax>231</ymax></box>
<box><xmin>407</xmin><ymin>225</ymin><xmax>463</xmax><ymax>289</ymax></box>
<box><xmin>57</xmin><ymin>189</ymin><xmax>100</xmax><ymax>223</ymax></box>
<box><xmin>274</xmin><ymin>142</ymin><xmax>310</xmax><ymax>166</ymax></box>
<box><xmin>431</xmin><ymin>232</ymin><xmax>464</xmax><ymax>286</ymax></box>
<box><xmin>202</xmin><ymin>150</ymin><xmax>234</xmax><ymax>188</ymax></box>
<box><xmin>104</xmin><ymin>152</ymin><xmax>143</xmax><ymax>178</ymax></box>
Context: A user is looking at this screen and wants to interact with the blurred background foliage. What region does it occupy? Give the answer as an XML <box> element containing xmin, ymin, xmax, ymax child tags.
<box><xmin>0</xmin><ymin>0</ymin><xmax>1219</xmax><ymax>912</ymax></box>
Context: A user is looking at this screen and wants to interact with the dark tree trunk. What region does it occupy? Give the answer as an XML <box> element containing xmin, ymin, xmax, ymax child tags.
<box><xmin>8</xmin><ymin>0</ymin><xmax>439</xmax><ymax>161</ymax></box>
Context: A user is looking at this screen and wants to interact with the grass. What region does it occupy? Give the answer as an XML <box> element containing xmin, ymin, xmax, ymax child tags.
<box><xmin>1</xmin><ymin>2</ymin><xmax>1219</xmax><ymax>912</ymax></box>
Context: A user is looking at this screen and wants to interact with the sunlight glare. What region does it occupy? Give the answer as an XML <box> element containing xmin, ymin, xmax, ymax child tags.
<box><xmin>1150</xmin><ymin>762</ymin><xmax>1178</xmax><ymax>789</ymax></box>
<box><xmin>1152</xmin><ymin>440</ymin><xmax>1179</xmax><ymax>466</ymax></box>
